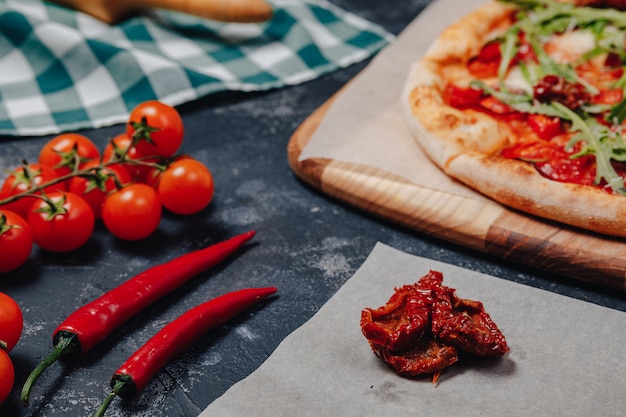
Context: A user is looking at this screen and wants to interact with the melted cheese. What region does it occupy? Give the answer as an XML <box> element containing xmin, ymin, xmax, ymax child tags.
<box><xmin>545</xmin><ymin>30</ymin><xmax>596</xmax><ymax>63</ymax></box>
<box><xmin>503</xmin><ymin>67</ymin><xmax>532</xmax><ymax>93</ymax></box>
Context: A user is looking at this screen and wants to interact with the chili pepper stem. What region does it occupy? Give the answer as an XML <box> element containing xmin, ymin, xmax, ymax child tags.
<box><xmin>20</xmin><ymin>335</ymin><xmax>78</xmax><ymax>406</ymax></box>
<box><xmin>93</xmin><ymin>380</ymin><xmax>126</xmax><ymax>417</ymax></box>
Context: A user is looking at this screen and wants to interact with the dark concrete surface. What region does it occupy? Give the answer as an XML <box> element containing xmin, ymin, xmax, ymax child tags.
<box><xmin>0</xmin><ymin>1</ymin><xmax>624</xmax><ymax>416</ymax></box>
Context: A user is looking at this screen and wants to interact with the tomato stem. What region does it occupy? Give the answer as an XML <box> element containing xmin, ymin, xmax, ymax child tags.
<box><xmin>129</xmin><ymin>116</ymin><xmax>159</xmax><ymax>147</ymax></box>
<box><xmin>20</xmin><ymin>334</ymin><xmax>80</xmax><ymax>406</ymax></box>
<box><xmin>0</xmin><ymin>154</ymin><xmax>163</xmax><ymax>207</ymax></box>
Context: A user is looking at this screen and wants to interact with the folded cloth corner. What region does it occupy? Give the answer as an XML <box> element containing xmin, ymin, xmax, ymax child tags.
<box><xmin>0</xmin><ymin>0</ymin><xmax>393</xmax><ymax>136</ymax></box>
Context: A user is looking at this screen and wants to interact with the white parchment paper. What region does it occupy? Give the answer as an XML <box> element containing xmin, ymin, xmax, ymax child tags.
<box><xmin>201</xmin><ymin>242</ymin><xmax>626</xmax><ymax>417</ymax></box>
<box><xmin>298</xmin><ymin>0</ymin><xmax>488</xmax><ymax>199</ymax></box>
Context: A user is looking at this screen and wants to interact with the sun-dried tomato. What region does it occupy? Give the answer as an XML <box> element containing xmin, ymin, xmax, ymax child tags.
<box><xmin>360</xmin><ymin>284</ymin><xmax>432</xmax><ymax>352</ymax></box>
<box><xmin>533</xmin><ymin>75</ymin><xmax>590</xmax><ymax>110</ymax></box>
<box><xmin>360</xmin><ymin>270</ymin><xmax>509</xmax><ymax>380</ymax></box>
<box><xmin>369</xmin><ymin>336</ymin><xmax>459</xmax><ymax>378</ymax></box>
<box><xmin>431</xmin><ymin>286</ymin><xmax>509</xmax><ymax>357</ymax></box>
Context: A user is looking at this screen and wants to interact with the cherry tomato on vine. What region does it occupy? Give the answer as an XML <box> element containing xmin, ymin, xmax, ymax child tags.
<box><xmin>0</xmin><ymin>348</ymin><xmax>14</xmax><ymax>405</ymax></box>
<box><xmin>102</xmin><ymin>133</ymin><xmax>155</xmax><ymax>182</ymax></box>
<box><xmin>0</xmin><ymin>163</ymin><xmax>62</xmax><ymax>218</ymax></box>
<box><xmin>0</xmin><ymin>210</ymin><xmax>33</xmax><ymax>274</ymax></box>
<box><xmin>0</xmin><ymin>292</ymin><xmax>23</xmax><ymax>352</ymax></box>
<box><xmin>102</xmin><ymin>183</ymin><xmax>161</xmax><ymax>241</ymax></box>
<box><xmin>68</xmin><ymin>160</ymin><xmax>132</xmax><ymax>218</ymax></box>
<box><xmin>38</xmin><ymin>133</ymin><xmax>100</xmax><ymax>177</ymax></box>
<box><xmin>126</xmin><ymin>101</ymin><xmax>184</xmax><ymax>158</ymax></box>
<box><xmin>27</xmin><ymin>192</ymin><xmax>95</xmax><ymax>252</ymax></box>
<box><xmin>157</xmin><ymin>158</ymin><xmax>215</xmax><ymax>215</ymax></box>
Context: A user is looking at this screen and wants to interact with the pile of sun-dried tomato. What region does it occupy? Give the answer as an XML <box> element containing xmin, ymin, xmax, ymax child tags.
<box><xmin>360</xmin><ymin>270</ymin><xmax>509</xmax><ymax>381</ymax></box>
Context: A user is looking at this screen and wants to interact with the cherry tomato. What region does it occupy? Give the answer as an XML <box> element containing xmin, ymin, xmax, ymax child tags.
<box><xmin>527</xmin><ymin>114</ymin><xmax>564</xmax><ymax>140</ymax></box>
<box><xmin>68</xmin><ymin>161</ymin><xmax>132</xmax><ymax>219</ymax></box>
<box><xmin>0</xmin><ymin>292</ymin><xmax>23</xmax><ymax>352</ymax></box>
<box><xmin>102</xmin><ymin>184</ymin><xmax>161</xmax><ymax>241</ymax></box>
<box><xmin>102</xmin><ymin>133</ymin><xmax>158</xmax><ymax>182</ymax></box>
<box><xmin>38</xmin><ymin>133</ymin><xmax>100</xmax><ymax>177</ymax></box>
<box><xmin>157</xmin><ymin>158</ymin><xmax>214</xmax><ymax>215</ymax></box>
<box><xmin>0</xmin><ymin>163</ymin><xmax>62</xmax><ymax>218</ymax></box>
<box><xmin>102</xmin><ymin>132</ymin><xmax>151</xmax><ymax>181</ymax></box>
<box><xmin>467</xmin><ymin>41</ymin><xmax>501</xmax><ymax>78</ymax></box>
<box><xmin>592</xmin><ymin>88</ymin><xmax>623</xmax><ymax>105</ymax></box>
<box><xmin>442</xmin><ymin>84</ymin><xmax>483</xmax><ymax>108</ymax></box>
<box><xmin>126</xmin><ymin>101</ymin><xmax>184</xmax><ymax>158</ymax></box>
<box><xmin>0</xmin><ymin>348</ymin><xmax>14</xmax><ymax>405</ymax></box>
<box><xmin>27</xmin><ymin>192</ymin><xmax>95</xmax><ymax>252</ymax></box>
<box><xmin>0</xmin><ymin>210</ymin><xmax>32</xmax><ymax>274</ymax></box>
<box><xmin>479</xmin><ymin>96</ymin><xmax>517</xmax><ymax>115</ymax></box>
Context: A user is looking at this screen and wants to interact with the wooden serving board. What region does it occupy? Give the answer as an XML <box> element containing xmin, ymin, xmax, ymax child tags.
<box><xmin>288</xmin><ymin>96</ymin><xmax>626</xmax><ymax>292</ymax></box>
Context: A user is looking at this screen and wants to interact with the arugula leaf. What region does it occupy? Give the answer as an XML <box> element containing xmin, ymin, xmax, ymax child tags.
<box><xmin>609</xmin><ymin>99</ymin><xmax>626</xmax><ymax>124</ymax></box>
<box><xmin>551</xmin><ymin>102</ymin><xmax>626</xmax><ymax>193</ymax></box>
<box><xmin>485</xmin><ymin>0</ymin><xmax>626</xmax><ymax>192</ymax></box>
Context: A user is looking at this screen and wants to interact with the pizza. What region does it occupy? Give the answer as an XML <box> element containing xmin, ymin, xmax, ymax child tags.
<box><xmin>402</xmin><ymin>0</ymin><xmax>626</xmax><ymax>237</ymax></box>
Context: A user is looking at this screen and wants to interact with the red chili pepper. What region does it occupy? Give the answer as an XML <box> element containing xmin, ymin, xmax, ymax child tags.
<box><xmin>20</xmin><ymin>230</ymin><xmax>256</xmax><ymax>406</ymax></box>
<box><xmin>93</xmin><ymin>286</ymin><xmax>277</xmax><ymax>417</ymax></box>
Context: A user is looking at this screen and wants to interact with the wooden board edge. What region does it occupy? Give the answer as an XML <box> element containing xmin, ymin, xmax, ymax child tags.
<box><xmin>287</xmin><ymin>95</ymin><xmax>626</xmax><ymax>292</ymax></box>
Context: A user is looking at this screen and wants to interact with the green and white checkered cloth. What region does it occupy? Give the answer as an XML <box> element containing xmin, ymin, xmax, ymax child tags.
<box><xmin>0</xmin><ymin>0</ymin><xmax>393</xmax><ymax>136</ymax></box>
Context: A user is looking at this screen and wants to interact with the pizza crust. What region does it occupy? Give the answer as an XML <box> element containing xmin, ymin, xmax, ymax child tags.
<box><xmin>402</xmin><ymin>1</ymin><xmax>626</xmax><ymax>237</ymax></box>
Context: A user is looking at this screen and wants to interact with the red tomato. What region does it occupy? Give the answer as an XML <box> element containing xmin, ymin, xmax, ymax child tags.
<box><xmin>479</xmin><ymin>96</ymin><xmax>518</xmax><ymax>115</ymax></box>
<box><xmin>157</xmin><ymin>158</ymin><xmax>214</xmax><ymax>215</ymax></box>
<box><xmin>38</xmin><ymin>133</ymin><xmax>100</xmax><ymax>177</ymax></box>
<box><xmin>527</xmin><ymin>114</ymin><xmax>564</xmax><ymax>140</ymax></box>
<box><xmin>0</xmin><ymin>348</ymin><xmax>14</xmax><ymax>405</ymax></box>
<box><xmin>102</xmin><ymin>133</ymin><xmax>159</xmax><ymax>182</ymax></box>
<box><xmin>27</xmin><ymin>192</ymin><xmax>95</xmax><ymax>252</ymax></box>
<box><xmin>467</xmin><ymin>41</ymin><xmax>501</xmax><ymax>78</ymax></box>
<box><xmin>442</xmin><ymin>84</ymin><xmax>483</xmax><ymax>108</ymax></box>
<box><xmin>68</xmin><ymin>161</ymin><xmax>132</xmax><ymax>218</ymax></box>
<box><xmin>0</xmin><ymin>163</ymin><xmax>62</xmax><ymax>218</ymax></box>
<box><xmin>501</xmin><ymin>141</ymin><xmax>555</xmax><ymax>161</ymax></box>
<box><xmin>0</xmin><ymin>210</ymin><xmax>33</xmax><ymax>274</ymax></box>
<box><xmin>592</xmin><ymin>88</ymin><xmax>623</xmax><ymax>105</ymax></box>
<box><xmin>126</xmin><ymin>101</ymin><xmax>184</xmax><ymax>158</ymax></box>
<box><xmin>0</xmin><ymin>292</ymin><xmax>23</xmax><ymax>352</ymax></box>
<box><xmin>102</xmin><ymin>184</ymin><xmax>161</xmax><ymax>241</ymax></box>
